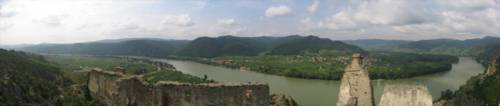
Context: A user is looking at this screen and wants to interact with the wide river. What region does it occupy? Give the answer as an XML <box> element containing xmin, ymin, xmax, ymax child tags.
<box><xmin>152</xmin><ymin>57</ymin><xmax>484</xmax><ymax>106</ymax></box>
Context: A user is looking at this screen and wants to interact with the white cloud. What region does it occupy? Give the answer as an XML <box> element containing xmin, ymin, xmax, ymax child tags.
<box><xmin>33</xmin><ymin>15</ymin><xmax>67</xmax><ymax>27</ymax></box>
<box><xmin>265</xmin><ymin>5</ymin><xmax>291</xmax><ymax>17</ymax></box>
<box><xmin>439</xmin><ymin>0</ymin><xmax>496</xmax><ymax>12</ymax></box>
<box><xmin>308</xmin><ymin>0</ymin><xmax>319</xmax><ymax>14</ymax></box>
<box><xmin>299</xmin><ymin>18</ymin><xmax>316</xmax><ymax>31</ymax></box>
<box><xmin>315</xmin><ymin>0</ymin><xmax>500</xmax><ymax>39</ymax></box>
<box><xmin>161</xmin><ymin>14</ymin><xmax>194</xmax><ymax>27</ymax></box>
<box><xmin>217</xmin><ymin>18</ymin><xmax>237</xmax><ymax>26</ymax></box>
<box><xmin>210</xmin><ymin>18</ymin><xmax>243</xmax><ymax>35</ymax></box>
<box><xmin>323</xmin><ymin>0</ymin><xmax>438</xmax><ymax>28</ymax></box>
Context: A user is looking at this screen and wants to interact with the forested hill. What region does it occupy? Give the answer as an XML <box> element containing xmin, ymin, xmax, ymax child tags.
<box><xmin>344</xmin><ymin>36</ymin><xmax>500</xmax><ymax>57</ymax></box>
<box><xmin>268</xmin><ymin>36</ymin><xmax>364</xmax><ymax>55</ymax></box>
<box><xmin>176</xmin><ymin>36</ymin><xmax>268</xmax><ymax>57</ymax></box>
<box><xmin>20</xmin><ymin>35</ymin><xmax>364</xmax><ymax>58</ymax></box>
<box><xmin>21</xmin><ymin>39</ymin><xmax>189</xmax><ymax>58</ymax></box>
<box><xmin>0</xmin><ymin>49</ymin><xmax>64</xmax><ymax>105</ymax></box>
<box><xmin>177</xmin><ymin>35</ymin><xmax>364</xmax><ymax>57</ymax></box>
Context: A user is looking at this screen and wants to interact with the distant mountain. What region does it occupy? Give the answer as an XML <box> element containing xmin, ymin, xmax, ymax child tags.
<box><xmin>269</xmin><ymin>35</ymin><xmax>364</xmax><ymax>55</ymax></box>
<box><xmin>19</xmin><ymin>35</ymin><xmax>366</xmax><ymax>58</ymax></box>
<box><xmin>345</xmin><ymin>36</ymin><xmax>500</xmax><ymax>57</ymax></box>
<box><xmin>176</xmin><ymin>36</ymin><xmax>268</xmax><ymax>57</ymax></box>
<box><xmin>343</xmin><ymin>39</ymin><xmax>411</xmax><ymax>51</ymax></box>
<box><xmin>0</xmin><ymin>44</ymin><xmax>33</xmax><ymax>50</ymax></box>
<box><xmin>22</xmin><ymin>39</ymin><xmax>189</xmax><ymax>57</ymax></box>
<box><xmin>0</xmin><ymin>49</ymin><xmax>63</xmax><ymax>105</ymax></box>
<box><xmin>177</xmin><ymin>35</ymin><xmax>364</xmax><ymax>57</ymax></box>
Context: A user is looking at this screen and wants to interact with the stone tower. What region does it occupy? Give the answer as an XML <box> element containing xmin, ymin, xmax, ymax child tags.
<box><xmin>337</xmin><ymin>53</ymin><xmax>374</xmax><ymax>106</ymax></box>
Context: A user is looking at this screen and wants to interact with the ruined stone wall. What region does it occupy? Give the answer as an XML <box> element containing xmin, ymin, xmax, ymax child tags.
<box><xmin>337</xmin><ymin>54</ymin><xmax>374</xmax><ymax>106</ymax></box>
<box><xmin>154</xmin><ymin>82</ymin><xmax>269</xmax><ymax>106</ymax></box>
<box><xmin>88</xmin><ymin>69</ymin><xmax>125</xmax><ymax>105</ymax></box>
<box><xmin>113</xmin><ymin>76</ymin><xmax>157</xmax><ymax>106</ymax></box>
<box><xmin>378</xmin><ymin>85</ymin><xmax>433</xmax><ymax>106</ymax></box>
<box><xmin>87</xmin><ymin>69</ymin><xmax>269</xmax><ymax>106</ymax></box>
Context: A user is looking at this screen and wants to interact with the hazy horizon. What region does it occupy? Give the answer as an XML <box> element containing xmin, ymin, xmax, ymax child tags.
<box><xmin>1</xmin><ymin>0</ymin><xmax>499</xmax><ymax>45</ymax></box>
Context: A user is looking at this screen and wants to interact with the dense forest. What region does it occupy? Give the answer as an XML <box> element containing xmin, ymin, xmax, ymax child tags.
<box><xmin>177</xmin><ymin>35</ymin><xmax>364</xmax><ymax>57</ymax></box>
<box><xmin>367</xmin><ymin>52</ymin><xmax>457</xmax><ymax>79</ymax></box>
<box><xmin>176</xmin><ymin>36</ymin><xmax>268</xmax><ymax>57</ymax></box>
<box><xmin>0</xmin><ymin>49</ymin><xmax>64</xmax><ymax>105</ymax></box>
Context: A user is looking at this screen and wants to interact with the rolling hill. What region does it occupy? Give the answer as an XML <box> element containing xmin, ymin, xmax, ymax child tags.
<box><xmin>21</xmin><ymin>39</ymin><xmax>189</xmax><ymax>58</ymax></box>
<box><xmin>21</xmin><ymin>35</ymin><xmax>364</xmax><ymax>58</ymax></box>
<box><xmin>345</xmin><ymin>36</ymin><xmax>500</xmax><ymax>57</ymax></box>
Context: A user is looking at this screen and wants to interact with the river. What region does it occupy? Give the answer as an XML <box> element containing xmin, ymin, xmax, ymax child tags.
<box><xmin>153</xmin><ymin>57</ymin><xmax>484</xmax><ymax>106</ymax></box>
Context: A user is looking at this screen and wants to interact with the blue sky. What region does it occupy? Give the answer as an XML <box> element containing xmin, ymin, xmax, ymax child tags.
<box><xmin>0</xmin><ymin>0</ymin><xmax>499</xmax><ymax>44</ymax></box>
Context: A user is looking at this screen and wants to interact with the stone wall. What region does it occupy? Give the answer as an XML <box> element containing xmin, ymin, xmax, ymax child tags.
<box><xmin>378</xmin><ymin>85</ymin><xmax>433</xmax><ymax>106</ymax></box>
<box><xmin>88</xmin><ymin>69</ymin><xmax>125</xmax><ymax>105</ymax></box>
<box><xmin>87</xmin><ymin>69</ymin><xmax>270</xmax><ymax>106</ymax></box>
<box><xmin>154</xmin><ymin>82</ymin><xmax>269</xmax><ymax>106</ymax></box>
<box><xmin>337</xmin><ymin>53</ymin><xmax>374</xmax><ymax>106</ymax></box>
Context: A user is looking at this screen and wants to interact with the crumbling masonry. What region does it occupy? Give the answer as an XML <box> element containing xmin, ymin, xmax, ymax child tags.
<box><xmin>88</xmin><ymin>69</ymin><xmax>270</xmax><ymax>106</ymax></box>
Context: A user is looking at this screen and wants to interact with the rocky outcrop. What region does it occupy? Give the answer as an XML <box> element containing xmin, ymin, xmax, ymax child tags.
<box><xmin>378</xmin><ymin>85</ymin><xmax>433</xmax><ymax>106</ymax></box>
<box><xmin>485</xmin><ymin>56</ymin><xmax>497</xmax><ymax>76</ymax></box>
<box><xmin>337</xmin><ymin>53</ymin><xmax>374</xmax><ymax>106</ymax></box>
<box><xmin>88</xmin><ymin>69</ymin><xmax>270</xmax><ymax>106</ymax></box>
<box><xmin>270</xmin><ymin>94</ymin><xmax>298</xmax><ymax>106</ymax></box>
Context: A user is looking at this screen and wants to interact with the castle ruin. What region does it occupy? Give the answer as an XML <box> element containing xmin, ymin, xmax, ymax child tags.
<box><xmin>378</xmin><ymin>85</ymin><xmax>433</xmax><ymax>106</ymax></box>
<box><xmin>88</xmin><ymin>69</ymin><xmax>270</xmax><ymax>106</ymax></box>
<box><xmin>337</xmin><ymin>53</ymin><xmax>375</xmax><ymax>106</ymax></box>
<box><xmin>336</xmin><ymin>53</ymin><xmax>434</xmax><ymax>106</ymax></box>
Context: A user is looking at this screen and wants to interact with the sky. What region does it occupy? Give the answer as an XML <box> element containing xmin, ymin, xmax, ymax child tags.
<box><xmin>0</xmin><ymin>0</ymin><xmax>499</xmax><ymax>44</ymax></box>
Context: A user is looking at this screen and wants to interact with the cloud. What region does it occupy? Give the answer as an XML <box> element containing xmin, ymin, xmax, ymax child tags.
<box><xmin>162</xmin><ymin>14</ymin><xmax>194</xmax><ymax>27</ymax></box>
<box><xmin>0</xmin><ymin>23</ymin><xmax>12</xmax><ymax>31</ymax></box>
<box><xmin>265</xmin><ymin>5</ymin><xmax>291</xmax><ymax>17</ymax></box>
<box><xmin>320</xmin><ymin>0</ymin><xmax>439</xmax><ymax>30</ymax></box>
<box><xmin>214</xmin><ymin>19</ymin><xmax>243</xmax><ymax>35</ymax></box>
<box><xmin>314</xmin><ymin>0</ymin><xmax>500</xmax><ymax>39</ymax></box>
<box><xmin>439</xmin><ymin>0</ymin><xmax>496</xmax><ymax>12</ymax></box>
<box><xmin>33</xmin><ymin>15</ymin><xmax>66</xmax><ymax>27</ymax></box>
<box><xmin>0</xmin><ymin>0</ymin><xmax>499</xmax><ymax>44</ymax></box>
<box><xmin>307</xmin><ymin>0</ymin><xmax>319</xmax><ymax>14</ymax></box>
<box><xmin>299</xmin><ymin>18</ymin><xmax>316</xmax><ymax>31</ymax></box>
<box><xmin>217</xmin><ymin>18</ymin><xmax>237</xmax><ymax>26</ymax></box>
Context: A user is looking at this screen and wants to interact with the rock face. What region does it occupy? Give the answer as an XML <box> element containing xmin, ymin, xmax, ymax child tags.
<box><xmin>337</xmin><ymin>53</ymin><xmax>374</xmax><ymax>106</ymax></box>
<box><xmin>88</xmin><ymin>69</ymin><xmax>270</xmax><ymax>106</ymax></box>
<box><xmin>486</xmin><ymin>57</ymin><xmax>497</xmax><ymax>76</ymax></box>
<box><xmin>378</xmin><ymin>85</ymin><xmax>433</xmax><ymax>106</ymax></box>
